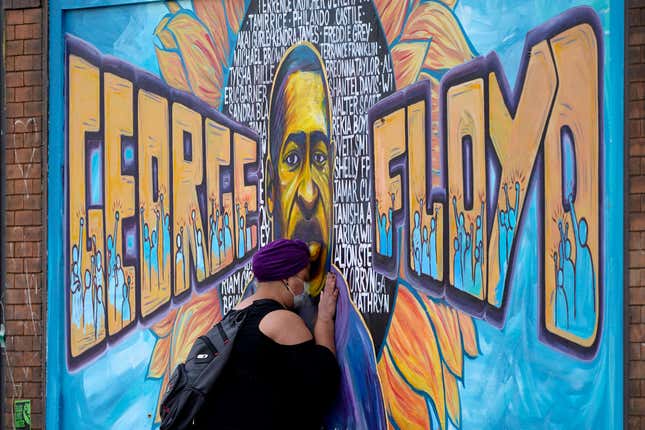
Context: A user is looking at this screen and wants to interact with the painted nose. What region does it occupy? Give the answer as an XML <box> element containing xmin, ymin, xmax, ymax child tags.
<box><xmin>297</xmin><ymin>175</ymin><xmax>319</xmax><ymax>219</ymax></box>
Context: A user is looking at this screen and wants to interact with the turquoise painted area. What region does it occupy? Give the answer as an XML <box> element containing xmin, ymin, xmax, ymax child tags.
<box><xmin>48</xmin><ymin>1</ymin><xmax>624</xmax><ymax>428</ymax></box>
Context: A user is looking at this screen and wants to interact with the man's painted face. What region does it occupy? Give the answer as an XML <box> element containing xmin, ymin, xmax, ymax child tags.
<box><xmin>271</xmin><ymin>71</ymin><xmax>332</xmax><ymax>297</ymax></box>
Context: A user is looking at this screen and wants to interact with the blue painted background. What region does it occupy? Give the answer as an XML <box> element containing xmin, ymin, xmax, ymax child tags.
<box><xmin>48</xmin><ymin>1</ymin><xmax>624</xmax><ymax>428</ymax></box>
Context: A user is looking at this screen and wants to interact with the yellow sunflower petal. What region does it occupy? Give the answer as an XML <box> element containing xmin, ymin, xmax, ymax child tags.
<box><xmin>438</xmin><ymin>0</ymin><xmax>458</xmax><ymax>8</ymax></box>
<box><xmin>170</xmin><ymin>288</ymin><xmax>222</xmax><ymax>369</ymax></box>
<box><xmin>148</xmin><ymin>336</ymin><xmax>171</xmax><ymax>378</ymax></box>
<box><xmin>155</xmin><ymin>16</ymin><xmax>177</xmax><ymax>49</ymax></box>
<box><xmin>154</xmin><ymin>46</ymin><xmax>192</xmax><ymax>93</ymax></box>
<box><xmin>193</xmin><ymin>0</ymin><xmax>230</xmax><ymax>66</ymax></box>
<box><xmin>225</xmin><ymin>0</ymin><xmax>247</xmax><ymax>34</ymax></box>
<box><xmin>166</xmin><ymin>1</ymin><xmax>181</xmax><ymax>14</ymax></box>
<box><xmin>373</xmin><ymin>0</ymin><xmax>417</xmax><ymax>45</ymax></box>
<box><xmin>150</xmin><ymin>308</ymin><xmax>178</xmax><ymax>338</ymax></box>
<box><xmin>458</xmin><ymin>311</ymin><xmax>479</xmax><ymax>358</ymax></box>
<box><xmin>385</xmin><ymin>285</ymin><xmax>446</xmax><ymax>429</ymax></box>
<box><xmin>443</xmin><ymin>363</ymin><xmax>461</xmax><ymax>428</ymax></box>
<box><xmin>162</xmin><ymin>11</ymin><xmax>223</xmax><ymax>107</ymax></box>
<box><xmin>401</xmin><ymin>2</ymin><xmax>474</xmax><ymax>71</ymax></box>
<box><xmin>422</xmin><ymin>297</ymin><xmax>464</xmax><ymax>378</ymax></box>
<box><xmin>391</xmin><ymin>40</ymin><xmax>429</xmax><ymax>89</ymax></box>
<box><xmin>378</xmin><ymin>346</ymin><xmax>431</xmax><ymax>429</ymax></box>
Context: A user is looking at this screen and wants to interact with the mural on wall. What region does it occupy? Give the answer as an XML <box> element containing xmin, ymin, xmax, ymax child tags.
<box><xmin>49</xmin><ymin>0</ymin><xmax>623</xmax><ymax>429</ymax></box>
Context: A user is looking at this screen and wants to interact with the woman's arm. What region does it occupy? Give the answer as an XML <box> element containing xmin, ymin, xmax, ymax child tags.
<box><xmin>314</xmin><ymin>273</ymin><xmax>339</xmax><ymax>356</ymax></box>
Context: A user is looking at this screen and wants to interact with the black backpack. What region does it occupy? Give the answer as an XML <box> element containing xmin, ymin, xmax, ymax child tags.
<box><xmin>159</xmin><ymin>307</ymin><xmax>248</xmax><ymax>429</ymax></box>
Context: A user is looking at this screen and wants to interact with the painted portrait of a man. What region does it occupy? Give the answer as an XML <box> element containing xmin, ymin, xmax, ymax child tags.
<box><xmin>265</xmin><ymin>42</ymin><xmax>333</xmax><ymax>299</ymax></box>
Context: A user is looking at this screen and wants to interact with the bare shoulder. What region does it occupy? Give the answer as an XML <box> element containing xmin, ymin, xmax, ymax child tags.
<box><xmin>259</xmin><ymin>310</ymin><xmax>313</xmax><ymax>345</ymax></box>
<box><xmin>233</xmin><ymin>297</ymin><xmax>254</xmax><ymax>311</ymax></box>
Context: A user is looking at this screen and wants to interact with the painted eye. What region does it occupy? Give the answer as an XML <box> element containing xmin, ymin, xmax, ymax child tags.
<box><xmin>312</xmin><ymin>151</ymin><xmax>327</xmax><ymax>167</ymax></box>
<box><xmin>284</xmin><ymin>151</ymin><xmax>300</xmax><ymax>168</ymax></box>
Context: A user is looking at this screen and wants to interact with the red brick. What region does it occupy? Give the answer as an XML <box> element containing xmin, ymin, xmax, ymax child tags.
<box><xmin>13</xmin><ymin>352</ymin><xmax>40</xmax><ymax>367</ymax></box>
<box><xmin>14</xmin><ymin>148</ymin><xmax>40</xmax><ymax>164</ymax></box>
<box><xmin>631</xmin><ymin>398</ymin><xmax>645</xmax><ymax>415</ymax></box>
<box><xmin>6</xmin><ymin>102</ymin><xmax>24</xmax><ymax>118</ymax></box>
<box><xmin>23</xmin><ymin>226</ymin><xmax>42</xmax><ymax>241</ymax></box>
<box><xmin>631</xmin><ymin>82</ymin><xmax>645</xmax><ymax>100</ymax></box>
<box><xmin>14</xmin><ymin>55</ymin><xmax>41</xmax><ymax>71</ymax></box>
<box><xmin>15</xmin><ymin>242</ymin><xmax>41</xmax><ymax>258</ymax></box>
<box><xmin>5</xmin><ymin>321</ymin><xmax>24</xmax><ymax>337</ymax></box>
<box><xmin>14</xmin><ymin>23</ymin><xmax>41</xmax><ymax>40</ymax></box>
<box><xmin>31</xmin><ymin>413</ymin><xmax>43</xmax><ymax>429</ymax></box>
<box><xmin>632</xmin><ymin>25</ymin><xmax>645</xmax><ymax>46</ymax></box>
<box><xmin>5</xmin><ymin>226</ymin><xmax>24</xmax><ymax>242</ymax></box>
<box><xmin>24</xmin><ymin>102</ymin><xmax>43</xmax><ymax>116</ymax></box>
<box><xmin>633</xmin><ymin>287</ymin><xmax>645</xmax><ymax>305</ymax></box>
<box><xmin>632</xmin><ymin>64</ymin><xmax>645</xmax><ymax>83</ymax></box>
<box><xmin>5</xmin><ymin>289</ymin><xmax>25</xmax><ymax>305</ymax></box>
<box><xmin>5</xmin><ymin>72</ymin><xmax>23</xmax><ymax>89</ymax></box>
<box><xmin>6</xmin><ymin>24</ymin><xmax>15</xmax><ymax>41</ymax></box>
<box><xmin>630</xmin><ymin>416</ymin><xmax>642</xmax><ymax>430</ymax></box>
<box><xmin>12</xmin><ymin>336</ymin><xmax>34</xmax><ymax>352</ymax></box>
<box><xmin>631</xmin><ymin>377</ymin><xmax>641</xmax><ymax>396</ymax></box>
<box><xmin>6</xmin><ymin>258</ymin><xmax>23</xmax><ymax>273</ymax></box>
<box><xmin>6</xmin><ymin>195</ymin><xmax>24</xmax><ymax>210</ymax></box>
<box><xmin>6</xmin><ymin>40</ymin><xmax>23</xmax><ymax>56</ymax></box>
<box><xmin>5</xmin><ymin>9</ymin><xmax>23</xmax><ymax>25</ymax></box>
<box><xmin>9</xmin><ymin>179</ymin><xmax>40</xmax><ymax>195</ymax></box>
<box><xmin>6</xmin><ymin>133</ymin><xmax>25</xmax><ymax>149</ymax></box>
<box><xmin>22</xmin><ymin>382</ymin><xmax>40</xmax><ymax>398</ymax></box>
<box><xmin>632</xmin><ymin>176</ymin><xmax>645</xmax><ymax>194</ymax></box>
<box><xmin>13</xmin><ymin>305</ymin><xmax>40</xmax><ymax>321</ymax></box>
<box><xmin>23</xmin><ymin>38</ymin><xmax>42</xmax><ymax>55</ymax></box>
<box><xmin>631</xmin><ymin>358</ymin><xmax>645</xmax><ymax>378</ymax></box>
<box><xmin>14</xmin><ymin>210</ymin><xmax>41</xmax><ymax>226</ymax></box>
<box><xmin>632</xmin><ymin>213</ymin><xmax>645</xmax><ymax>231</ymax></box>
<box><xmin>630</xmin><ymin>158</ymin><xmax>641</xmax><ymax>175</ymax></box>
<box><xmin>23</xmin><ymin>195</ymin><xmax>41</xmax><ymax>210</ymax></box>
<box><xmin>24</xmin><ymin>258</ymin><xmax>42</xmax><ymax>273</ymax></box>
<box><xmin>23</xmin><ymin>70</ymin><xmax>41</xmax><ymax>86</ymax></box>
<box><xmin>23</xmin><ymin>8</ymin><xmax>41</xmax><ymax>24</ymax></box>
<box><xmin>15</xmin><ymin>86</ymin><xmax>42</xmax><ymax>102</ymax></box>
<box><xmin>631</xmin><ymin>323</ymin><xmax>645</xmax><ymax>342</ymax></box>
<box><xmin>12</xmin><ymin>0</ymin><xmax>41</xmax><ymax>8</ymax></box>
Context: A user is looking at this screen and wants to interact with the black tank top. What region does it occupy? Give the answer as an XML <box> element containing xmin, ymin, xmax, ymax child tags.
<box><xmin>195</xmin><ymin>299</ymin><xmax>340</xmax><ymax>430</ymax></box>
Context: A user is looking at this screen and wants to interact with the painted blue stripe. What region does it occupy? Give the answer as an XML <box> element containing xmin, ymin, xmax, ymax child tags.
<box><xmin>46</xmin><ymin>0</ymin><xmax>64</xmax><ymax>428</ymax></box>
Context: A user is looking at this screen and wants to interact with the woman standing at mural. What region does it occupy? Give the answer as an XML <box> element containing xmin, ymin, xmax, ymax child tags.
<box><xmin>194</xmin><ymin>239</ymin><xmax>340</xmax><ymax>429</ymax></box>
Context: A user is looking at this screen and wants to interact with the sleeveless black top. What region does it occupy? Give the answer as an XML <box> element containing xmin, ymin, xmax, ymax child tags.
<box><xmin>194</xmin><ymin>299</ymin><xmax>340</xmax><ymax>429</ymax></box>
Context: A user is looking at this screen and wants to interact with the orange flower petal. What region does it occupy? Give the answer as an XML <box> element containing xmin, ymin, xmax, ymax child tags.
<box><xmin>385</xmin><ymin>286</ymin><xmax>446</xmax><ymax>429</ymax></box>
<box><xmin>166</xmin><ymin>1</ymin><xmax>181</xmax><ymax>14</ymax></box>
<box><xmin>443</xmin><ymin>363</ymin><xmax>461</xmax><ymax>428</ymax></box>
<box><xmin>373</xmin><ymin>0</ymin><xmax>417</xmax><ymax>46</ymax></box>
<box><xmin>170</xmin><ymin>288</ymin><xmax>222</xmax><ymax>369</ymax></box>
<box><xmin>162</xmin><ymin>11</ymin><xmax>224</xmax><ymax>107</ymax></box>
<box><xmin>225</xmin><ymin>0</ymin><xmax>247</xmax><ymax>35</ymax></box>
<box><xmin>422</xmin><ymin>297</ymin><xmax>464</xmax><ymax>378</ymax></box>
<box><xmin>458</xmin><ymin>311</ymin><xmax>479</xmax><ymax>358</ymax></box>
<box><xmin>150</xmin><ymin>308</ymin><xmax>178</xmax><ymax>338</ymax></box>
<box><xmin>193</xmin><ymin>0</ymin><xmax>230</xmax><ymax>66</ymax></box>
<box><xmin>401</xmin><ymin>2</ymin><xmax>474</xmax><ymax>71</ymax></box>
<box><xmin>148</xmin><ymin>336</ymin><xmax>171</xmax><ymax>378</ymax></box>
<box><xmin>378</xmin><ymin>346</ymin><xmax>431</xmax><ymax>429</ymax></box>
<box><xmin>391</xmin><ymin>40</ymin><xmax>429</xmax><ymax>89</ymax></box>
<box><xmin>154</xmin><ymin>46</ymin><xmax>192</xmax><ymax>93</ymax></box>
<box><xmin>155</xmin><ymin>16</ymin><xmax>177</xmax><ymax>49</ymax></box>
<box><xmin>439</xmin><ymin>0</ymin><xmax>458</xmax><ymax>8</ymax></box>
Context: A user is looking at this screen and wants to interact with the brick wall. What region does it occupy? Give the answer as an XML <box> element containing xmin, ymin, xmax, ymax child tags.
<box><xmin>630</xmin><ymin>1</ymin><xmax>645</xmax><ymax>429</ymax></box>
<box><xmin>2</xmin><ymin>0</ymin><xmax>44</xmax><ymax>429</ymax></box>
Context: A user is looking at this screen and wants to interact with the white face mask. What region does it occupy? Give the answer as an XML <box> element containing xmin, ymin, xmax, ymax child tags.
<box><xmin>284</xmin><ymin>280</ymin><xmax>307</xmax><ymax>310</ymax></box>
